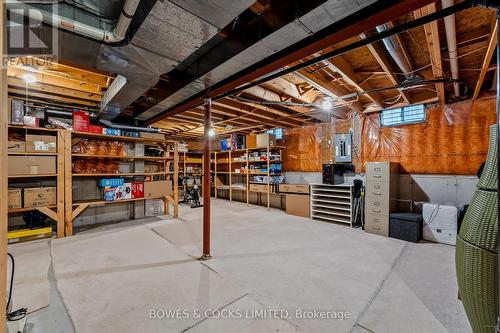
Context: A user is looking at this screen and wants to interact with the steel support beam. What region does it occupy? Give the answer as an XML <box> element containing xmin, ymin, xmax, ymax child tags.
<box><xmin>201</xmin><ymin>98</ymin><xmax>212</xmax><ymax>260</ymax></box>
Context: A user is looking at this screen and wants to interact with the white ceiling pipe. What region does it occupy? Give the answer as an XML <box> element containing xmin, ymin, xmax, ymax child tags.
<box><xmin>442</xmin><ymin>0</ymin><xmax>460</xmax><ymax>97</ymax></box>
<box><xmin>6</xmin><ymin>0</ymin><xmax>141</xmax><ymax>43</ymax></box>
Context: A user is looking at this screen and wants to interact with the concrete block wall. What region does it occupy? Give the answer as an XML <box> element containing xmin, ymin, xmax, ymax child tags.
<box><xmin>283</xmin><ymin>172</ymin><xmax>478</xmax><ymax>208</ymax></box>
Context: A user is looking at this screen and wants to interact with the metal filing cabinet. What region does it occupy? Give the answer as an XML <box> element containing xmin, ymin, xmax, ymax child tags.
<box><xmin>364</xmin><ymin>162</ymin><xmax>399</xmax><ymax>237</ymax></box>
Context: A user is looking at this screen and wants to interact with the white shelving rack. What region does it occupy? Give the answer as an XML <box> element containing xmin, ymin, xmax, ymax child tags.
<box><xmin>310</xmin><ymin>183</ymin><xmax>354</xmax><ymax>227</ymax></box>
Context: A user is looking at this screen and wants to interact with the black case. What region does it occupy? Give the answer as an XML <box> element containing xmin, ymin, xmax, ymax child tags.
<box><xmin>389</xmin><ymin>213</ymin><xmax>423</xmax><ymax>243</ymax></box>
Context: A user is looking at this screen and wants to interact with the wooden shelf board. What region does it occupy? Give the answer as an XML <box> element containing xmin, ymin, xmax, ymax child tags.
<box><xmin>73</xmin><ymin>172</ymin><xmax>171</xmax><ymax>177</ymax></box>
<box><xmin>8</xmin><ymin>205</ymin><xmax>57</xmax><ymax>214</ymax></box>
<box><xmin>8</xmin><ymin>152</ymin><xmax>58</xmax><ymax>156</ymax></box>
<box><xmin>72</xmin><ymin>154</ymin><xmax>168</xmax><ymax>161</ymax></box>
<box><xmin>8</xmin><ymin>125</ymin><xmax>58</xmax><ymax>133</ymax></box>
<box><xmin>72</xmin><ymin>130</ymin><xmax>175</xmax><ymax>144</ymax></box>
<box><xmin>73</xmin><ymin>196</ymin><xmax>166</xmax><ymax>206</ymax></box>
<box><xmin>9</xmin><ymin>174</ymin><xmax>57</xmax><ymax>178</ymax></box>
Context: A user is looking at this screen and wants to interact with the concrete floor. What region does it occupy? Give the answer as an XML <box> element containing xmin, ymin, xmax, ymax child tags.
<box><xmin>13</xmin><ymin>199</ymin><xmax>470</xmax><ymax>333</ymax></box>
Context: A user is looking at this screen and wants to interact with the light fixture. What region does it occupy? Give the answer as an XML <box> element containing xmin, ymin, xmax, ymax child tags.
<box><xmin>22</xmin><ymin>73</ymin><xmax>37</xmax><ymax>84</ymax></box>
<box><xmin>321</xmin><ymin>97</ymin><xmax>333</xmax><ymax>111</ymax></box>
<box><xmin>208</xmin><ymin>128</ymin><xmax>216</xmax><ymax>137</ymax></box>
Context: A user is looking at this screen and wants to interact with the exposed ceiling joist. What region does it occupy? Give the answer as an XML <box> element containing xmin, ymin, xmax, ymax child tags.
<box><xmin>295</xmin><ymin>69</ymin><xmax>364</xmax><ymax>113</ymax></box>
<box><xmin>473</xmin><ymin>20</ymin><xmax>498</xmax><ymax>101</ymax></box>
<box><xmin>8</xmin><ymin>77</ymin><xmax>101</xmax><ymax>102</ymax></box>
<box><xmin>8</xmin><ymin>66</ymin><xmax>104</xmax><ymax>95</ymax></box>
<box><xmin>362</xmin><ymin>39</ymin><xmax>412</xmax><ymax>104</ymax></box>
<box><xmin>326</xmin><ymin>56</ymin><xmax>384</xmax><ymax>109</ymax></box>
<box><xmin>413</xmin><ymin>3</ymin><xmax>445</xmax><ymax>104</ymax></box>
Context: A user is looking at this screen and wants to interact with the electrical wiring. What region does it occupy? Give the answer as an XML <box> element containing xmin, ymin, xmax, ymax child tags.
<box><xmin>6</xmin><ymin>253</ymin><xmax>27</xmax><ymax>322</ymax></box>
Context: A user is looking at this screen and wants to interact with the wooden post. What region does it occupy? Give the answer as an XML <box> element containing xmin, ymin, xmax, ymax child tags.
<box><xmin>173</xmin><ymin>142</ymin><xmax>179</xmax><ymax>218</ymax></box>
<box><xmin>202</xmin><ymin>98</ymin><xmax>212</xmax><ymax>260</ymax></box>
<box><xmin>56</xmin><ymin>131</ymin><xmax>65</xmax><ymax>237</ymax></box>
<box><xmin>63</xmin><ymin>131</ymin><xmax>73</xmax><ymax>236</ymax></box>
<box><xmin>0</xmin><ymin>1</ymin><xmax>8</xmax><ymax>326</ymax></box>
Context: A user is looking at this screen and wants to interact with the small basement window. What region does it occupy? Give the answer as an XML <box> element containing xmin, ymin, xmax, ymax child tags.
<box><xmin>380</xmin><ymin>104</ymin><xmax>426</xmax><ymax>127</ymax></box>
<box><xmin>267</xmin><ymin>128</ymin><xmax>284</xmax><ymax>140</ymax></box>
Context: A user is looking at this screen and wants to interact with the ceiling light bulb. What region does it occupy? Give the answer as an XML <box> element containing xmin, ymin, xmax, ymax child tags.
<box><xmin>23</xmin><ymin>73</ymin><xmax>37</xmax><ymax>84</ymax></box>
<box><xmin>208</xmin><ymin>128</ymin><xmax>216</xmax><ymax>137</ymax></box>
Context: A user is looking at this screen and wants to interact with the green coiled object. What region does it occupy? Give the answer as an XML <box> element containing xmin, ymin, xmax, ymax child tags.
<box><xmin>456</xmin><ymin>124</ymin><xmax>498</xmax><ymax>333</ymax></box>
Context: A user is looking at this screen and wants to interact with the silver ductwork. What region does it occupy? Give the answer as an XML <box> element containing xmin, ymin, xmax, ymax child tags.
<box><xmin>376</xmin><ymin>23</ymin><xmax>416</xmax><ymax>80</ymax></box>
<box><xmin>6</xmin><ymin>0</ymin><xmax>141</xmax><ymax>43</ymax></box>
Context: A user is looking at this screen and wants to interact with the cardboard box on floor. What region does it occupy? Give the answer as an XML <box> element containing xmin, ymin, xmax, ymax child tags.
<box><xmin>8</xmin><ymin>189</ymin><xmax>22</xmax><ymax>209</ymax></box>
<box><xmin>144</xmin><ymin>180</ymin><xmax>172</xmax><ymax>198</ymax></box>
<box><xmin>25</xmin><ymin>134</ymin><xmax>57</xmax><ymax>153</ymax></box>
<box><xmin>140</xmin><ymin>132</ymin><xmax>165</xmax><ymax>140</ymax></box>
<box><xmin>8</xmin><ymin>156</ymin><xmax>56</xmax><ymax>175</ymax></box>
<box><xmin>8</xmin><ymin>141</ymin><xmax>25</xmax><ymax>152</ymax></box>
<box><xmin>286</xmin><ymin>194</ymin><xmax>310</xmax><ymax>218</ymax></box>
<box><xmin>24</xmin><ymin>187</ymin><xmax>56</xmax><ymax>208</ymax></box>
<box><xmin>256</xmin><ymin>133</ymin><xmax>276</xmax><ymax>148</ymax></box>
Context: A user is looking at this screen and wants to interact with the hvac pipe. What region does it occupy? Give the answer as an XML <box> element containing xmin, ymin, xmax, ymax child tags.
<box><xmin>6</xmin><ymin>0</ymin><xmax>140</xmax><ymax>43</ymax></box>
<box><xmin>146</xmin><ymin>0</ymin><xmax>483</xmax><ymax>124</ymax></box>
<box><xmin>201</xmin><ymin>98</ymin><xmax>212</xmax><ymax>260</ymax></box>
<box><xmin>442</xmin><ymin>0</ymin><xmax>461</xmax><ymax>97</ymax></box>
<box><xmin>217</xmin><ymin>0</ymin><xmax>480</xmax><ymax>101</ymax></box>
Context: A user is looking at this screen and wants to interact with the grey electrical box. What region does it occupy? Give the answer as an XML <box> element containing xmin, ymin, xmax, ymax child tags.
<box><xmin>335</xmin><ymin>134</ymin><xmax>352</xmax><ymax>163</ymax></box>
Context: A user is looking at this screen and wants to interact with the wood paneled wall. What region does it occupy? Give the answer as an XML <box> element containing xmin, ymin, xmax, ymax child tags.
<box><xmin>283</xmin><ymin>97</ymin><xmax>496</xmax><ymax>175</ymax></box>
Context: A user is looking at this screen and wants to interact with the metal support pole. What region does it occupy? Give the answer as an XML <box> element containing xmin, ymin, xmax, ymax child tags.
<box><xmin>201</xmin><ymin>98</ymin><xmax>212</xmax><ymax>260</ymax></box>
<box><xmin>496</xmin><ymin>9</ymin><xmax>500</xmax><ymax>333</ymax></box>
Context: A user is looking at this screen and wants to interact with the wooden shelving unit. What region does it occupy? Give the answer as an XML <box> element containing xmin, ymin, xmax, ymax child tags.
<box><xmin>7</xmin><ymin>126</ymin><xmax>65</xmax><ymax>237</ymax></box>
<box><xmin>65</xmin><ymin>131</ymin><xmax>180</xmax><ymax>236</ymax></box>
<box><xmin>211</xmin><ymin>141</ymin><xmax>284</xmax><ymax>209</ymax></box>
<box><xmin>310</xmin><ymin>184</ymin><xmax>353</xmax><ymax>226</ymax></box>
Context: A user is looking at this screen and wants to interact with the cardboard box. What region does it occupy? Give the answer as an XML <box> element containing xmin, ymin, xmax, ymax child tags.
<box><xmin>8</xmin><ymin>156</ymin><xmax>56</xmax><ymax>175</ymax></box>
<box><xmin>256</xmin><ymin>134</ymin><xmax>276</xmax><ymax>148</ymax></box>
<box><xmin>103</xmin><ymin>183</ymin><xmax>132</xmax><ymax>201</ymax></box>
<box><xmin>144</xmin><ymin>180</ymin><xmax>172</xmax><ymax>198</ymax></box>
<box><xmin>140</xmin><ymin>132</ymin><xmax>165</xmax><ymax>140</ymax></box>
<box><xmin>8</xmin><ymin>189</ymin><xmax>22</xmax><ymax>209</ymax></box>
<box><xmin>10</xmin><ymin>99</ymin><xmax>24</xmax><ymax>125</ymax></box>
<box><xmin>26</xmin><ymin>134</ymin><xmax>57</xmax><ymax>153</ymax></box>
<box><xmin>89</xmin><ymin>125</ymin><xmax>103</xmax><ymax>134</ymax></box>
<box><xmin>24</xmin><ymin>187</ymin><xmax>56</xmax><ymax>208</ymax></box>
<box><xmin>286</xmin><ymin>194</ymin><xmax>310</xmax><ymax>218</ymax></box>
<box><xmin>279</xmin><ymin>184</ymin><xmax>310</xmax><ymax>194</ymax></box>
<box><xmin>246</xmin><ymin>134</ymin><xmax>257</xmax><ymax>149</ymax></box>
<box><xmin>103</xmin><ymin>128</ymin><xmax>121</xmax><ymax>136</ymax></box>
<box><xmin>73</xmin><ymin>110</ymin><xmax>90</xmax><ymax>132</ymax></box>
<box><xmin>23</xmin><ymin>116</ymin><xmax>39</xmax><ymax>127</ymax></box>
<box><xmin>8</xmin><ymin>141</ymin><xmax>25</xmax><ymax>152</ymax></box>
<box><xmin>132</xmin><ymin>182</ymin><xmax>144</xmax><ymax>198</ymax></box>
<box><xmin>99</xmin><ymin>178</ymin><xmax>124</xmax><ymax>187</ymax></box>
<box><xmin>249</xmin><ymin>183</ymin><xmax>269</xmax><ymax>193</ymax></box>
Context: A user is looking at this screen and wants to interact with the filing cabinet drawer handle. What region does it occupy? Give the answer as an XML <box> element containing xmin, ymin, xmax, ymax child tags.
<box><xmin>373</xmin><ymin>175</ymin><xmax>382</xmax><ymax>178</ymax></box>
<box><xmin>372</xmin><ymin>192</ymin><xmax>381</xmax><ymax>195</ymax></box>
<box><xmin>374</xmin><ymin>168</ymin><xmax>381</xmax><ymax>171</ymax></box>
<box><xmin>372</xmin><ymin>209</ymin><xmax>381</xmax><ymax>213</ymax></box>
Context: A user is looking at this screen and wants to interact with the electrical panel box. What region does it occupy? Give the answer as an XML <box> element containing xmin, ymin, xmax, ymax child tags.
<box><xmin>335</xmin><ymin>134</ymin><xmax>352</xmax><ymax>163</ymax></box>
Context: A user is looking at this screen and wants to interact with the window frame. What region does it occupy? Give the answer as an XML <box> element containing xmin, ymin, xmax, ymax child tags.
<box><xmin>266</xmin><ymin>128</ymin><xmax>284</xmax><ymax>140</ymax></box>
<box><xmin>380</xmin><ymin>104</ymin><xmax>426</xmax><ymax>127</ymax></box>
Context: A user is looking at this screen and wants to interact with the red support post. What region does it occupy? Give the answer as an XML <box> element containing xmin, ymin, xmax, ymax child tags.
<box><xmin>201</xmin><ymin>98</ymin><xmax>212</xmax><ymax>260</ymax></box>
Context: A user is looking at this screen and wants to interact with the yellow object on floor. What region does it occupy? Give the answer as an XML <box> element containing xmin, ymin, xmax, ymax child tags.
<box><xmin>8</xmin><ymin>227</ymin><xmax>52</xmax><ymax>244</ymax></box>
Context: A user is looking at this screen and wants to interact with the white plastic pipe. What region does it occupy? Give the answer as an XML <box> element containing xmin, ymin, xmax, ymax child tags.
<box><xmin>6</xmin><ymin>0</ymin><xmax>141</xmax><ymax>43</ymax></box>
<box><xmin>442</xmin><ymin>0</ymin><xmax>460</xmax><ymax>97</ymax></box>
